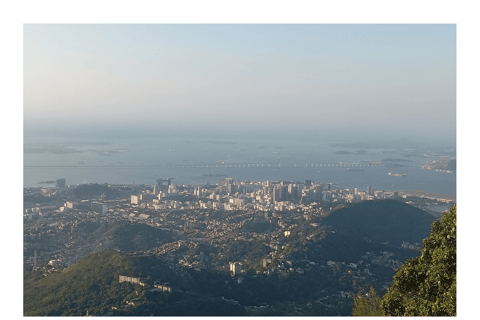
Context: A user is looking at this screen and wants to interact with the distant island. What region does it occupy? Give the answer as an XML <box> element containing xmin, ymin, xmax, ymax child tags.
<box><xmin>328</xmin><ymin>139</ymin><xmax>419</xmax><ymax>149</ymax></box>
<box><xmin>24</xmin><ymin>143</ymin><xmax>130</xmax><ymax>156</ymax></box>
<box><xmin>422</xmin><ymin>158</ymin><xmax>456</xmax><ymax>172</ymax></box>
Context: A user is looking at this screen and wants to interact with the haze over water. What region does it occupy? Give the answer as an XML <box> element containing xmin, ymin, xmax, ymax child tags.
<box><xmin>24</xmin><ymin>134</ymin><xmax>456</xmax><ymax>195</ymax></box>
<box><xmin>23</xmin><ymin>24</ymin><xmax>456</xmax><ymax>195</ymax></box>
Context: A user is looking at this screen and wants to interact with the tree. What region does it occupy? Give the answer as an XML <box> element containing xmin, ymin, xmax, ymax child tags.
<box><xmin>381</xmin><ymin>205</ymin><xmax>456</xmax><ymax>316</ymax></box>
<box><xmin>352</xmin><ymin>287</ymin><xmax>383</xmax><ymax>316</ymax></box>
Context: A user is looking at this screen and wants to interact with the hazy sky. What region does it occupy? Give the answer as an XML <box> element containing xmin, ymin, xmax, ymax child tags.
<box><xmin>24</xmin><ymin>24</ymin><xmax>456</xmax><ymax>142</ymax></box>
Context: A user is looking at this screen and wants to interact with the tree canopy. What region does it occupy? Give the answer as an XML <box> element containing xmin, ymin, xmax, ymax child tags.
<box><xmin>380</xmin><ymin>205</ymin><xmax>456</xmax><ymax>316</ymax></box>
<box><xmin>352</xmin><ymin>287</ymin><xmax>383</xmax><ymax>316</ymax></box>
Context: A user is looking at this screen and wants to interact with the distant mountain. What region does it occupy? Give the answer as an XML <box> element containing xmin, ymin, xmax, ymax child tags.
<box><xmin>328</xmin><ymin>139</ymin><xmax>424</xmax><ymax>149</ymax></box>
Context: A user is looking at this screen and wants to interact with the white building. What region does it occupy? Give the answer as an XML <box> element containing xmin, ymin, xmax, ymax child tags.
<box><xmin>131</xmin><ymin>195</ymin><xmax>140</xmax><ymax>205</ymax></box>
<box><xmin>229</xmin><ymin>262</ymin><xmax>241</xmax><ymax>276</ymax></box>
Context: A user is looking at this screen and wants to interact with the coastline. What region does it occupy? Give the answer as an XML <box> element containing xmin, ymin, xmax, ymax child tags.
<box><xmin>397</xmin><ymin>190</ymin><xmax>456</xmax><ymax>201</ymax></box>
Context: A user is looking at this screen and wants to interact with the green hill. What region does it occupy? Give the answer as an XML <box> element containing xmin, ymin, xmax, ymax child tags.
<box><xmin>24</xmin><ymin>251</ymin><xmax>135</xmax><ymax>316</ymax></box>
<box><xmin>73</xmin><ymin>183</ymin><xmax>119</xmax><ymax>199</ymax></box>
<box><xmin>62</xmin><ymin>221</ymin><xmax>179</xmax><ymax>260</ymax></box>
<box><xmin>23</xmin><ymin>250</ymin><xmax>248</xmax><ymax>316</ymax></box>
<box><xmin>82</xmin><ymin>221</ymin><xmax>177</xmax><ymax>252</ymax></box>
<box><xmin>322</xmin><ymin>200</ymin><xmax>436</xmax><ymax>246</ymax></box>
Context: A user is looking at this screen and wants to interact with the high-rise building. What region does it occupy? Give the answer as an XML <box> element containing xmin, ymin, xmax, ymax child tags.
<box><xmin>229</xmin><ymin>262</ymin><xmax>241</xmax><ymax>276</ymax></box>
<box><xmin>55</xmin><ymin>178</ymin><xmax>66</xmax><ymax>188</ymax></box>
<box><xmin>91</xmin><ymin>202</ymin><xmax>107</xmax><ymax>214</ymax></box>
<box><xmin>194</xmin><ymin>186</ymin><xmax>203</xmax><ymax>197</ymax></box>
<box><xmin>288</xmin><ymin>184</ymin><xmax>298</xmax><ymax>200</ymax></box>
<box><xmin>140</xmin><ymin>193</ymin><xmax>157</xmax><ymax>201</ymax></box>
<box><xmin>353</xmin><ymin>194</ymin><xmax>361</xmax><ymax>203</ymax></box>
<box><xmin>273</xmin><ymin>186</ymin><xmax>284</xmax><ymax>202</ymax></box>
<box><xmin>314</xmin><ymin>185</ymin><xmax>323</xmax><ymax>201</ymax></box>
<box><xmin>322</xmin><ymin>191</ymin><xmax>331</xmax><ymax>201</ymax></box>
<box><xmin>157</xmin><ymin>178</ymin><xmax>174</xmax><ymax>191</ymax></box>
<box><xmin>131</xmin><ymin>195</ymin><xmax>140</xmax><ymax>205</ymax></box>
<box><xmin>281</xmin><ymin>185</ymin><xmax>288</xmax><ymax>200</ymax></box>
<box><xmin>227</xmin><ymin>183</ymin><xmax>237</xmax><ymax>195</ymax></box>
<box><xmin>367</xmin><ymin>186</ymin><xmax>374</xmax><ymax>196</ymax></box>
<box><xmin>65</xmin><ymin>201</ymin><xmax>77</xmax><ymax>209</ymax></box>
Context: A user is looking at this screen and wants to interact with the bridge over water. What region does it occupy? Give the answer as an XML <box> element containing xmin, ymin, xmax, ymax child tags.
<box><xmin>24</xmin><ymin>162</ymin><xmax>419</xmax><ymax>169</ymax></box>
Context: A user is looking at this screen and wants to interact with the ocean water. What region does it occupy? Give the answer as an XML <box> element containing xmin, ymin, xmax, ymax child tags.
<box><xmin>23</xmin><ymin>136</ymin><xmax>456</xmax><ymax>195</ymax></box>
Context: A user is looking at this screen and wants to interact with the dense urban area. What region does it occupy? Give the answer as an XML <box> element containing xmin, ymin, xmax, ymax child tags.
<box><xmin>24</xmin><ymin>177</ymin><xmax>454</xmax><ymax>269</ymax></box>
<box><xmin>23</xmin><ymin>177</ymin><xmax>455</xmax><ymax>316</ymax></box>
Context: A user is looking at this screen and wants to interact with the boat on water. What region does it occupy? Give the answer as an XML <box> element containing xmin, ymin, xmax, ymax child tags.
<box><xmin>346</xmin><ymin>168</ymin><xmax>364</xmax><ymax>172</ymax></box>
<box><xmin>388</xmin><ymin>173</ymin><xmax>405</xmax><ymax>177</ymax></box>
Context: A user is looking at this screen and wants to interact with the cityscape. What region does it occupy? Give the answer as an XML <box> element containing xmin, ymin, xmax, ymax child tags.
<box><xmin>25</xmin><ymin>177</ymin><xmax>455</xmax><ymax>271</ymax></box>
<box><xmin>23</xmin><ymin>175</ymin><xmax>455</xmax><ymax>315</ymax></box>
<box><xmin>22</xmin><ymin>21</ymin><xmax>458</xmax><ymax>316</ymax></box>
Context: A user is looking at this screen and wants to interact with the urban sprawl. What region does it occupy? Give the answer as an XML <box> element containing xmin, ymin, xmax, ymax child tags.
<box><xmin>24</xmin><ymin>177</ymin><xmax>455</xmax><ymax>275</ymax></box>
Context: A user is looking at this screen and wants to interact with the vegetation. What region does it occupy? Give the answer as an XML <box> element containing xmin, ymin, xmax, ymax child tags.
<box><xmin>352</xmin><ymin>287</ymin><xmax>383</xmax><ymax>316</ymax></box>
<box><xmin>322</xmin><ymin>200</ymin><xmax>436</xmax><ymax>246</ymax></box>
<box><xmin>23</xmin><ymin>192</ymin><xmax>50</xmax><ymax>204</ymax></box>
<box><xmin>350</xmin><ymin>205</ymin><xmax>457</xmax><ymax>316</ymax></box>
<box><xmin>24</xmin><ymin>251</ymin><xmax>135</xmax><ymax>316</ymax></box>
<box><xmin>380</xmin><ymin>205</ymin><xmax>456</xmax><ymax>316</ymax></box>
<box><xmin>73</xmin><ymin>183</ymin><xmax>119</xmax><ymax>199</ymax></box>
<box><xmin>77</xmin><ymin>221</ymin><xmax>177</xmax><ymax>252</ymax></box>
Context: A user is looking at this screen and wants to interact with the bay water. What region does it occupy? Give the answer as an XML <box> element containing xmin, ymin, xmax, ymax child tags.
<box><xmin>23</xmin><ymin>136</ymin><xmax>456</xmax><ymax>196</ymax></box>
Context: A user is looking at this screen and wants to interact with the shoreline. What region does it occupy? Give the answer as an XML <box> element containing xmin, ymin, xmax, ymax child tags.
<box><xmin>397</xmin><ymin>190</ymin><xmax>456</xmax><ymax>202</ymax></box>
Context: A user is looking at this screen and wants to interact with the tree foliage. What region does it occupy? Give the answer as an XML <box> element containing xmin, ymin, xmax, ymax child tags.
<box><xmin>380</xmin><ymin>205</ymin><xmax>456</xmax><ymax>316</ymax></box>
<box><xmin>352</xmin><ymin>287</ymin><xmax>383</xmax><ymax>316</ymax></box>
<box><xmin>24</xmin><ymin>251</ymin><xmax>136</xmax><ymax>316</ymax></box>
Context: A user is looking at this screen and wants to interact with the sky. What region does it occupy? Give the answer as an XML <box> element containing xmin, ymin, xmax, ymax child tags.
<box><xmin>23</xmin><ymin>23</ymin><xmax>456</xmax><ymax>143</ymax></box>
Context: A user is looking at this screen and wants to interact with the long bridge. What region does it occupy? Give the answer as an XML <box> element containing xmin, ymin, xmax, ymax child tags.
<box><xmin>24</xmin><ymin>162</ymin><xmax>421</xmax><ymax>169</ymax></box>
